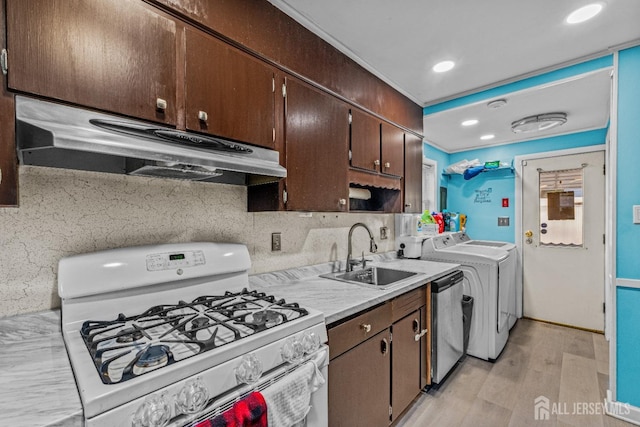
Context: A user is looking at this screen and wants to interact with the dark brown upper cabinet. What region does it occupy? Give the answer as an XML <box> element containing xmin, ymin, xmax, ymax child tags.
<box><xmin>185</xmin><ymin>29</ymin><xmax>276</xmax><ymax>149</ymax></box>
<box><xmin>6</xmin><ymin>0</ymin><xmax>177</xmax><ymax>125</ymax></box>
<box><xmin>284</xmin><ymin>77</ymin><xmax>350</xmax><ymax>212</ymax></box>
<box><xmin>350</xmin><ymin>108</ymin><xmax>381</xmax><ymax>173</ymax></box>
<box><xmin>381</xmin><ymin>121</ymin><xmax>405</xmax><ymax>177</ymax></box>
<box><xmin>404</xmin><ymin>133</ymin><xmax>424</xmax><ymax>213</ymax></box>
<box><xmin>350</xmin><ymin>108</ymin><xmax>405</xmax><ymax>178</ymax></box>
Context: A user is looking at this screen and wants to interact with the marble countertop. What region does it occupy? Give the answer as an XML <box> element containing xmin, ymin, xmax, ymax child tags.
<box><xmin>0</xmin><ymin>256</ymin><xmax>458</xmax><ymax>426</ymax></box>
<box><xmin>249</xmin><ymin>256</ymin><xmax>460</xmax><ymax>325</ymax></box>
<box><xmin>0</xmin><ymin>310</ymin><xmax>83</xmax><ymax>426</ymax></box>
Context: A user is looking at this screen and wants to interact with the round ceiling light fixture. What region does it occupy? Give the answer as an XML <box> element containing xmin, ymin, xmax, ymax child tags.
<box><xmin>480</xmin><ymin>134</ymin><xmax>495</xmax><ymax>141</ymax></box>
<box><xmin>511</xmin><ymin>113</ymin><xmax>567</xmax><ymax>133</ymax></box>
<box><xmin>433</xmin><ymin>60</ymin><xmax>455</xmax><ymax>73</ymax></box>
<box><xmin>461</xmin><ymin>119</ymin><xmax>479</xmax><ymax>127</ymax></box>
<box><xmin>487</xmin><ymin>99</ymin><xmax>507</xmax><ymax>109</ymax></box>
<box><xmin>566</xmin><ymin>3</ymin><xmax>604</xmax><ymax>24</ymax></box>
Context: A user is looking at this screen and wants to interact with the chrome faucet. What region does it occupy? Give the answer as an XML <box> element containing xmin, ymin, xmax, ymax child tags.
<box><xmin>346</xmin><ymin>223</ymin><xmax>378</xmax><ymax>272</ymax></box>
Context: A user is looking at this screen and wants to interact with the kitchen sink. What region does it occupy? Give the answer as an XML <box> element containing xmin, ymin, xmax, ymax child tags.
<box><xmin>321</xmin><ymin>266</ymin><xmax>417</xmax><ymax>289</ymax></box>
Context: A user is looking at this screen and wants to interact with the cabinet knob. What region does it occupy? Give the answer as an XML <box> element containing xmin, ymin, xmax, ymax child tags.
<box><xmin>414</xmin><ymin>329</ymin><xmax>428</xmax><ymax>342</ymax></box>
<box><xmin>381</xmin><ymin>338</ymin><xmax>388</xmax><ymax>355</ymax></box>
<box><xmin>373</xmin><ymin>159</ymin><xmax>380</xmax><ymax>166</ymax></box>
<box><xmin>405</xmin><ymin>203</ymin><xmax>412</xmax><ymax>208</ymax></box>
<box><xmin>360</xmin><ymin>323</ymin><xmax>372</xmax><ymax>333</ymax></box>
<box><xmin>384</xmin><ymin>162</ymin><xmax>390</xmax><ymax>169</ymax></box>
<box><xmin>198</xmin><ymin>110</ymin><xmax>208</xmax><ymax>122</ymax></box>
<box><xmin>339</xmin><ymin>198</ymin><xmax>347</xmax><ymax>206</ymax></box>
<box><xmin>156</xmin><ymin>98</ymin><xmax>168</xmax><ymax>111</ymax></box>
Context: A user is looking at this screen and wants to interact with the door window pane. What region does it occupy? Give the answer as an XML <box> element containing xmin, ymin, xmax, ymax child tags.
<box><xmin>538</xmin><ymin>168</ymin><xmax>583</xmax><ymax>247</ymax></box>
<box><xmin>422</xmin><ymin>163</ymin><xmax>435</xmax><ymax>212</ymax></box>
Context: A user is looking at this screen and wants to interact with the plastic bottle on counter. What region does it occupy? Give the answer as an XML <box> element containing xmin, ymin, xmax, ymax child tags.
<box><xmin>449</xmin><ymin>212</ymin><xmax>459</xmax><ymax>232</ymax></box>
<box><xmin>443</xmin><ymin>211</ymin><xmax>451</xmax><ymax>232</ymax></box>
<box><xmin>432</xmin><ymin>212</ymin><xmax>444</xmax><ymax>234</ymax></box>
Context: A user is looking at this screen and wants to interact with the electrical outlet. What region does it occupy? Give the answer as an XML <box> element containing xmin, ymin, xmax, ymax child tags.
<box><xmin>271</xmin><ymin>232</ymin><xmax>282</xmax><ymax>251</ymax></box>
<box><xmin>498</xmin><ymin>217</ymin><xmax>510</xmax><ymax>227</ymax></box>
<box><xmin>380</xmin><ymin>226</ymin><xmax>389</xmax><ymax>240</ymax></box>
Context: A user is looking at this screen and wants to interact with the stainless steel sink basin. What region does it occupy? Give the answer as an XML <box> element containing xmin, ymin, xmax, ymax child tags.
<box><xmin>321</xmin><ymin>267</ymin><xmax>417</xmax><ymax>288</ymax></box>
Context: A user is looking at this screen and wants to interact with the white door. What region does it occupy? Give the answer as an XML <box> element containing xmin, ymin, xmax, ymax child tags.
<box><xmin>521</xmin><ymin>150</ymin><xmax>605</xmax><ymax>331</ymax></box>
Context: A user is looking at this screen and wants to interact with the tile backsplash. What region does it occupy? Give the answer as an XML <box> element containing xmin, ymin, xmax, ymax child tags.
<box><xmin>0</xmin><ymin>166</ymin><xmax>395</xmax><ymax>317</ymax></box>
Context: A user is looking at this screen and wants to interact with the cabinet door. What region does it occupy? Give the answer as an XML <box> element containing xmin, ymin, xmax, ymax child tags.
<box><xmin>329</xmin><ymin>329</ymin><xmax>391</xmax><ymax>427</ymax></box>
<box><xmin>185</xmin><ymin>29</ymin><xmax>275</xmax><ymax>148</ymax></box>
<box><xmin>381</xmin><ymin>122</ymin><xmax>405</xmax><ymax>177</ymax></box>
<box><xmin>391</xmin><ymin>311</ymin><xmax>422</xmax><ymax>422</ymax></box>
<box><xmin>350</xmin><ymin>108</ymin><xmax>381</xmax><ymax>173</ymax></box>
<box><xmin>6</xmin><ymin>0</ymin><xmax>177</xmax><ymax>125</ymax></box>
<box><xmin>284</xmin><ymin>78</ymin><xmax>349</xmax><ymax>211</ymax></box>
<box><xmin>404</xmin><ymin>132</ymin><xmax>423</xmax><ymax>213</ymax></box>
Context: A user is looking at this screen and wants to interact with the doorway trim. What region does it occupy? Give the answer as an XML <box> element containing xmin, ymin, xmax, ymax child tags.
<box><xmin>514</xmin><ymin>144</ymin><xmax>608</xmax><ymax>328</ymax></box>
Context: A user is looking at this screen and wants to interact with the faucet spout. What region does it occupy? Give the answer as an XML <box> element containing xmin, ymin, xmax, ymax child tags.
<box><xmin>346</xmin><ymin>222</ymin><xmax>378</xmax><ymax>272</ymax></box>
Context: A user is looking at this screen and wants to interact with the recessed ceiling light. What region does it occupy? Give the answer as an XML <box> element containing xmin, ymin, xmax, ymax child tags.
<box><xmin>487</xmin><ymin>99</ymin><xmax>507</xmax><ymax>109</ymax></box>
<box><xmin>433</xmin><ymin>60</ymin><xmax>455</xmax><ymax>73</ymax></box>
<box><xmin>480</xmin><ymin>134</ymin><xmax>495</xmax><ymax>141</ymax></box>
<box><xmin>461</xmin><ymin>119</ymin><xmax>479</xmax><ymax>127</ymax></box>
<box><xmin>566</xmin><ymin>3</ymin><xmax>603</xmax><ymax>24</ymax></box>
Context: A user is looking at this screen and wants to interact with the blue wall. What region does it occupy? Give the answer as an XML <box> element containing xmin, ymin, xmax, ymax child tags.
<box><xmin>615</xmin><ymin>45</ymin><xmax>640</xmax><ymax>407</ymax></box>
<box><xmin>444</xmin><ymin>130</ymin><xmax>607</xmax><ymax>242</ymax></box>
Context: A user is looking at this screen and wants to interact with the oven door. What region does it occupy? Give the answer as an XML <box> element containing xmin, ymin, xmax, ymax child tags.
<box><xmin>180</xmin><ymin>345</ymin><xmax>329</xmax><ymax>427</ymax></box>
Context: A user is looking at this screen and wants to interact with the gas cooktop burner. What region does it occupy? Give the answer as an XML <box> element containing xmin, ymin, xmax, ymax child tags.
<box><xmin>80</xmin><ymin>289</ymin><xmax>308</xmax><ymax>384</ymax></box>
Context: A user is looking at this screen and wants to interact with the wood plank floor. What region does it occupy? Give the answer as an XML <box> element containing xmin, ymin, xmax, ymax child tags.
<box><xmin>394</xmin><ymin>319</ymin><xmax>634</xmax><ymax>427</ymax></box>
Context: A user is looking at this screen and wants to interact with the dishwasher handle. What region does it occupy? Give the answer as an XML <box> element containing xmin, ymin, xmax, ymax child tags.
<box><xmin>431</xmin><ymin>270</ymin><xmax>464</xmax><ymax>293</ymax></box>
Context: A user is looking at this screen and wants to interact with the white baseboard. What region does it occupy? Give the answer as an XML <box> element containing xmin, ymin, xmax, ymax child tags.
<box><xmin>607</xmin><ymin>390</ymin><xmax>640</xmax><ymax>425</ymax></box>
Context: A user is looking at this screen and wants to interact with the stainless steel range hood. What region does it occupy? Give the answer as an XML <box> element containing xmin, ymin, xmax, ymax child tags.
<box><xmin>15</xmin><ymin>96</ymin><xmax>286</xmax><ymax>185</ymax></box>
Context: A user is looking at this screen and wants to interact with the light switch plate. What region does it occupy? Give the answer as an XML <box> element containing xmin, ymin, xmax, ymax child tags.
<box><xmin>380</xmin><ymin>226</ymin><xmax>389</xmax><ymax>240</ymax></box>
<box><xmin>634</xmin><ymin>205</ymin><xmax>640</xmax><ymax>224</ymax></box>
<box><xmin>498</xmin><ymin>217</ymin><xmax>510</xmax><ymax>227</ymax></box>
<box><xmin>271</xmin><ymin>232</ymin><xmax>282</xmax><ymax>251</ymax></box>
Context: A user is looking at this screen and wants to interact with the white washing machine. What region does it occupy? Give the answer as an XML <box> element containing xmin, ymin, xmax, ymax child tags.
<box><xmin>421</xmin><ymin>234</ymin><xmax>512</xmax><ymax>361</ymax></box>
<box><xmin>450</xmin><ymin>231</ymin><xmax>519</xmax><ymax>329</ymax></box>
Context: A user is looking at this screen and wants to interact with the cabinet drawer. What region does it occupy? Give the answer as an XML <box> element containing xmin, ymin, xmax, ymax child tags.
<box><xmin>328</xmin><ymin>303</ymin><xmax>392</xmax><ymax>359</ymax></box>
<box><xmin>392</xmin><ymin>285</ymin><xmax>427</xmax><ymax>322</ymax></box>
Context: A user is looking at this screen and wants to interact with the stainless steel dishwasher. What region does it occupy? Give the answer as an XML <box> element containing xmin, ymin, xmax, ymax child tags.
<box><xmin>431</xmin><ymin>270</ymin><xmax>464</xmax><ymax>384</ymax></box>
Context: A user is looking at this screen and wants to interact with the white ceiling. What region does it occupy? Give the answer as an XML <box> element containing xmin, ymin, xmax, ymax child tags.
<box><xmin>267</xmin><ymin>0</ymin><xmax>640</xmax><ymax>151</ymax></box>
<box><xmin>423</xmin><ymin>68</ymin><xmax>612</xmax><ymax>152</ymax></box>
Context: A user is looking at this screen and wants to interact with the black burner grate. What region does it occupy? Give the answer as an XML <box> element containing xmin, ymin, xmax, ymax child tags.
<box><xmin>79</xmin><ymin>289</ymin><xmax>308</xmax><ymax>384</ymax></box>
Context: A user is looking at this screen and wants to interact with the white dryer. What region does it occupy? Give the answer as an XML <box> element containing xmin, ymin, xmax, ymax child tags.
<box><xmin>451</xmin><ymin>232</ymin><xmax>519</xmax><ymax>329</ymax></box>
<box><xmin>421</xmin><ymin>234</ymin><xmax>512</xmax><ymax>361</ymax></box>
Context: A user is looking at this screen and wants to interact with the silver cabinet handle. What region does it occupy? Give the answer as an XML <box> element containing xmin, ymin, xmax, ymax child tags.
<box><xmin>198</xmin><ymin>110</ymin><xmax>208</xmax><ymax>122</ymax></box>
<box><xmin>405</xmin><ymin>203</ymin><xmax>412</xmax><ymax>208</ymax></box>
<box><xmin>339</xmin><ymin>198</ymin><xmax>347</xmax><ymax>206</ymax></box>
<box><xmin>373</xmin><ymin>159</ymin><xmax>380</xmax><ymax>166</ymax></box>
<box><xmin>360</xmin><ymin>323</ymin><xmax>372</xmax><ymax>333</ymax></box>
<box><xmin>384</xmin><ymin>162</ymin><xmax>390</xmax><ymax>169</ymax></box>
<box><xmin>156</xmin><ymin>98</ymin><xmax>167</xmax><ymax>111</ymax></box>
<box><xmin>414</xmin><ymin>329</ymin><xmax>428</xmax><ymax>342</ymax></box>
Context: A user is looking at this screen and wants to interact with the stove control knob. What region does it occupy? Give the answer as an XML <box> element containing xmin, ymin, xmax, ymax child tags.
<box><xmin>300</xmin><ymin>331</ymin><xmax>321</xmax><ymax>355</ymax></box>
<box><xmin>175</xmin><ymin>377</ymin><xmax>209</xmax><ymax>415</ymax></box>
<box><xmin>234</xmin><ymin>353</ymin><xmax>263</xmax><ymax>385</ymax></box>
<box><xmin>281</xmin><ymin>336</ymin><xmax>304</xmax><ymax>364</ymax></box>
<box><xmin>132</xmin><ymin>392</ymin><xmax>171</xmax><ymax>427</ymax></box>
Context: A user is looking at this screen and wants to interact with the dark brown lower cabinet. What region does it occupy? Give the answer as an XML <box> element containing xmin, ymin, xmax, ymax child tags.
<box><xmin>391</xmin><ymin>311</ymin><xmax>422</xmax><ymax>422</ymax></box>
<box><xmin>328</xmin><ymin>285</ymin><xmax>430</xmax><ymax>426</ymax></box>
<box><xmin>329</xmin><ymin>328</ymin><xmax>391</xmax><ymax>427</ymax></box>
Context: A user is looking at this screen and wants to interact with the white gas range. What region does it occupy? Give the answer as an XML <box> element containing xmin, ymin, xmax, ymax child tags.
<box><xmin>58</xmin><ymin>242</ymin><xmax>328</xmax><ymax>427</ymax></box>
